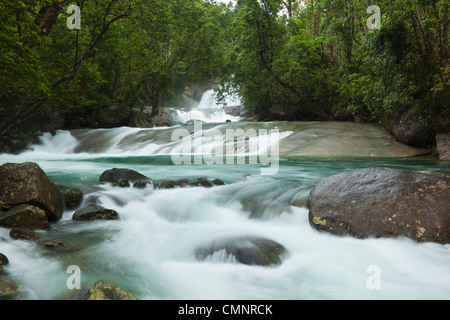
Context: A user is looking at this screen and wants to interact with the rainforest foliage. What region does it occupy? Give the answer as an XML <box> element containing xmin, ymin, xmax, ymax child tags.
<box><xmin>0</xmin><ymin>0</ymin><xmax>448</xmax><ymax>143</ymax></box>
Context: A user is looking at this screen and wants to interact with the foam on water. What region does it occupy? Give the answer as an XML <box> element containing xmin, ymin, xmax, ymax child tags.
<box><xmin>1</xmin><ymin>121</ymin><xmax>449</xmax><ymax>300</ymax></box>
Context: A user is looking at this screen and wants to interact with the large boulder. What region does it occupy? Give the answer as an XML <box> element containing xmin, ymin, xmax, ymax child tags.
<box><xmin>390</xmin><ymin>107</ymin><xmax>435</xmax><ymax>147</ymax></box>
<box><xmin>73</xmin><ymin>204</ymin><xmax>119</xmax><ymax>221</ymax></box>
<box><xmin>0</xmin><ymin>162</ymin><xmax>63</xmax><ymax>222</ymax></box>
<box><xmin>436</xmin><ymin>134</ymin><xmax>450</xmax><ymax>160</ymax></box>
<box><xmin>151</xmin><ymin>115</ymin><xmax>172</xmax><ymax>127</ymax></box>
<box><xmin>307</xmin><ymin>168</ymin><xmax>450</xmax><ymax>244</ymax></box>
<box><xmin>85</xmin><ymin>280</ymin><xmax>134</xmax><ymax>300</ymax></box>
<box><xmin>0</xmin><ymin>204</ymin><xmax>50</xmax><ymax>230</ymax></box>
<box><xmin>194</xmin><ymin>236</ymin><xmax>287</xmax><ymax>266</ymax></box>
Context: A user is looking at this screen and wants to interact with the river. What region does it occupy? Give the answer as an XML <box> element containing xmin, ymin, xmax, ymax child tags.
<box><xmin>0</xmin><ymin>91</ymin><xmax>449</xmax><ymax>300</ymax></box>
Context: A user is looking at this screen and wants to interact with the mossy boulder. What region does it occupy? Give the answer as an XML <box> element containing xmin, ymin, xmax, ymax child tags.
<box><xmin>194</xmin><ymin>236</ymin><xmax>287</xmax><ymax>266</ymax></box>
<box><xmin>0</xmin><ymin>253</ymin><xmax>8</xmax><ymax>266</ymax></box>
<box><xmin>72</xmin><ymin>204</ymin><xmax>119</xmax><ymax>221</ymax></box>
<box><xmin>9</xmin><ymin>227</ymin><xmax>36</xmax><ymax>241</ymax></box>
<box><xmin>307</xmin><ymin>167</ymin><xmax>450</xmax><ymax>244</ymax></box>
<box><xmin>0</xmin><ymin>204</ymin><xmax>50</xmax><ymax>230</ymax></box>
<box><xmin>0</xmin><ymin>279</ymin><xmax>20</xmax><ymax>299</ymax></box>
<box><xmin>85</xmin><ymin>280</ymin><xmax>134</xmax><ymax>300</ymax></box>
<box><xmin>0</xmin><ymin>162</ymin><xmax>63</xmax><ymax>222</ymax></box>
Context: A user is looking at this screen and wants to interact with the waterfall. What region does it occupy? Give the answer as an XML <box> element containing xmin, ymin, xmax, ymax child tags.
<box><xmin>170</xmin><ymin>89</ymin><xmax>243</xmax><ymax>124</ymax></box>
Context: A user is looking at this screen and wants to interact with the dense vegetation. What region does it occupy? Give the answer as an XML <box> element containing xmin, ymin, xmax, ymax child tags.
<box><xmin>0</xmin><ymin>0</ymin><xmax>448</xmax><ymax>152</ymax></box>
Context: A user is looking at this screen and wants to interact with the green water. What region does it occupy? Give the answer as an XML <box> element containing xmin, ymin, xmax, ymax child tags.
<box><xmin>0</xmin><ymin>125</ymin><xmax>449</xmax><ymax>300</ymax></box>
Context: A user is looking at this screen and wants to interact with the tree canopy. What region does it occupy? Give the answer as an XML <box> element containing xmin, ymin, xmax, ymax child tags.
<box><xmin>0</xmin><ymin>0</ymin><xmax>448</xmax><ymax>150</ymax></box>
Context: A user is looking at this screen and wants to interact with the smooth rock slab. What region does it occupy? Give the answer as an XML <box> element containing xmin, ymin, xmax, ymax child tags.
<box><xmin>307</xmin><ymin>167</ymin><xmax>450</xmax><ymax>244</ymax></box>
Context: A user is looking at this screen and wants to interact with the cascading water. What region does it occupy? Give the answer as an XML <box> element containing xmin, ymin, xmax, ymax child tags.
<box><xmin>169</xmin><ymin>89</ymin><xmax>243</xmax><ymax>124</ymax></box>
<box><xmin>0</xmin><ymin>122</ymin><xmax>449</xmax><ymax>300</ymax></box>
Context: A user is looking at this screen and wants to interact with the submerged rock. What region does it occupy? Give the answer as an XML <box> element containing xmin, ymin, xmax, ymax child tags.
<box><xmin>9</xmin><ymin>227</ymin><xmax>36</xmax><ymax>241</ymax></box>
<box><xmin>73</xmin><ymin>204</ymin><xmax>119</xmax><ymax>221</ymax></box>
<box><xmin>194</xmin><ymin>236</ymin><xmax>287</xmax><ymax>266</ymax></box>
<box><xmin>307</xmin><ymin>168</ymin><xmax>450</xmax><ymax>244</ymax></box>
<box><xmin>0</xmin><ymin>204</ymin><xmax>49</xmax><ymax>230</ymax></box>
<box><xmin>0</xmin><ymin>162</ymin><xmax>63</xmax><ymax>222</ymax></box>
<box><xmin>85</xmin><ymin>280</ymin><xmax>134</xmax><ymax>300</ymax></box>
<box><xmin>42</xmin><ymin>239</ymin><xmax>78</xmax><ymax>252</ymax></box>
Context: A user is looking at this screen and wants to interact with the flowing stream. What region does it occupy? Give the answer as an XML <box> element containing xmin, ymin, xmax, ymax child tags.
<box><xmin>1</xmin><ymin>92</ymin><xmax>449</xmax><ymax>300</ymax></box>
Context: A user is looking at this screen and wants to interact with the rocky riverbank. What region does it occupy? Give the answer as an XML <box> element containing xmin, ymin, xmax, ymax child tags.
<box><xmin>0</xmin><ymin>162</ymin><xmax>242</xmax><ymax>299</ymax></box>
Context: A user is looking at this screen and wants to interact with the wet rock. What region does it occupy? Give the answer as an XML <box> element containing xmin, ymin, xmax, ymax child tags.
<box><xmin>58</xmin><ymin>186</ymin><xmax>83</xmax><ymax>210</ymax></box>
<box><xmin>155</xmin><ymin>178</ymin><xmax>226</xmax><ymax>189</ymax></box>
<box><xmin>99</xmin><ymin>168</ymin><xmax>151</xmax><ymax>188</ymax></box>
<box><xmin>117</xmin><ymin>179</ymin><xmax>131</xmax><ymax>188</ymax></box>
<box><xmin>189</xmin><ymin>178</ymin><xmax>225</xmax><ymax>188</ymax></box>
<box><xmin>194</xmin><ymin>236</ymin><xmax>287</xmax><ymax>266</ymax></box>
<box><xmin>151</xmin><ymin>115</ymin><xmax>172</xmax><ymax>127</ymax></box>
<box><xmin>42</xmin><ymin>239</ymin><xmax>77</xmax><ymax>252</ymax></box>
<box><xmin>333</xmin><ymin>108</ymin><xmax>354</xmax><ymax>122</ymax></box>
<box><xmin>157</xmin><ymin>180</ymin><xmax>179</xmax><ymax>189</ymax></box>
<box><xmin>278</xmin><ymin>122</ymin><xmax>431</xmax><ymax>158</ymax></box>
<box><xmin>132</xmin><ymin>179</ymin><xmax>153</xmax><ymax>189</ymax></box>
<box><xmin>0</xmin><ymin>253</ymin><xmax>8</xmax><ymax>266</ymax></box>
<box><xmin>390</xmin><ymin>107</ymin><xmax>435</xmax><ymax>147</ymax></box>
<box><xmin>128</xmin><ymin>108</ymin><xmax>152</xmax><ymax>128</ymax></box>
<box><xmin>73</xmin><ymin>204</ymin><xmax>119</xmax><ymax>221</ymax></box>
<box><xmin>436</xmin><ymin>134</ymin><xmax>450</xmax><ymax>160</ymax></box>
<box><xmin>10</xmin><ymin>227</ymin><xmax>36</xmax><ymax>241</ymax></box>
<box><xmin>241</xmin><ymin>198</ymin><xmax>293</xmax><ymax>219</ymax></box>
<box><xmin>0</xmin><ymin>279</ymin><xmax>20</xmax><ymax>299</ymax></box>
<box><xmin>85</xmin><ymin>280</ymin><xmax>134</xmax><ymax>300</ymax></box>
<box><xmin>0</xmin><ymin>204</ymin><xmax>50</xmax><ymax>230</ymax></box>
<box><xmin>0</xmin><ymin>253</ymin><xmax>8</xmax><ymax>275</ymax></box>
<box><xmin>0</xmin><ymin>162</ymin><xmax>63</xmax><ymax>222</ymax></box>
<box><xmin>85</xmin><ymin>195</ymin><xmax>101</xmax><ymax>205</ymax></box>
<box><xmin>307</xmin><ymin>167</ymin><xmax>450</xmax><ymax>244</ymax></box>
<box><xmin>102</xmin><ymin>103</ymin><xmax>132</xmax><ymax>128</ymax></box>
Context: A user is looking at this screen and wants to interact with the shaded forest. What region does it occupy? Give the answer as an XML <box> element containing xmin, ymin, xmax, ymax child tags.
<box><xmin>0</xmin><ymin>0</ymin><xmax>448</xmax><ymax>152</ymax></box>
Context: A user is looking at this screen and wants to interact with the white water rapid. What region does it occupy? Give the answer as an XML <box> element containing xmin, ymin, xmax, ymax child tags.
<box><xmin>0</xmin><ymin>121</ymin><xmax>449</xmax><ymax>300</ymax></box>
<box><xmin>168</xmin><ymin>89</ymin><xmax>243</xmax><ymax>124</ymax></box>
